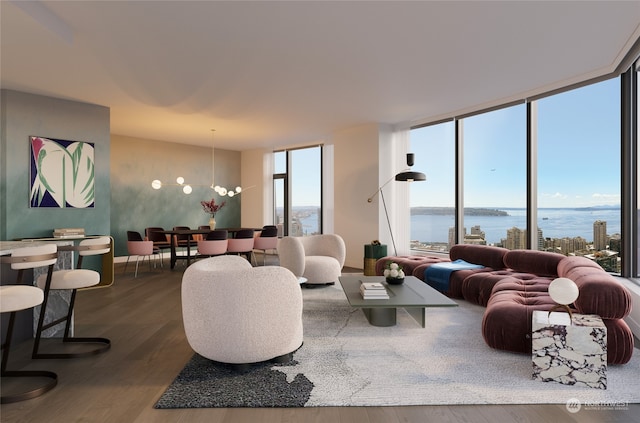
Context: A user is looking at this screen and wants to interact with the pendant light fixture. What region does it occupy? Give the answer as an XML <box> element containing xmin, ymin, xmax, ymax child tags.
<box><xmin>151</xmin><ymin>129</ymin><xmax>244</xmax><ymax>196</ymax></box>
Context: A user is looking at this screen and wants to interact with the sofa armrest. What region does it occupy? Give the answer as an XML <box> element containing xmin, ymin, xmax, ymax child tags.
<box><xmin>278</xmin><ymin>237</ymin><xmax>306</xmax><ymax>277</ymax></box>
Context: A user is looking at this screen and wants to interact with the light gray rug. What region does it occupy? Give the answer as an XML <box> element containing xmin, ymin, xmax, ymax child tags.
<box><xmin>157</xmin><ymin>280</ymin><xmax>640</xmax><ymax>407</ymax></box>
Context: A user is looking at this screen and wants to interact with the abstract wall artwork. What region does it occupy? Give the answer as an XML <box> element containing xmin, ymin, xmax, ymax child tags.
<box><xmin>30</xmin><ymin>136</ymin><xmax>95</xmax><ymax>208</ymax></box>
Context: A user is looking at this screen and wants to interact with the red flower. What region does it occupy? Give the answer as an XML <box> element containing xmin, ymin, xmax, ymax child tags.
<box><xmin>201</xmin><ymin>198</ymin><xmax>226</xmax><ymax>216</ymax></box>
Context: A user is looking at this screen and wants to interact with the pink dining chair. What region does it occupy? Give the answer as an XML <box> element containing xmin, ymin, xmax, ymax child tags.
<box><xmin>125</xmin><ymin>231</ymin><xmax>161</xmax><ymax>277</ymax></box>
<box><xmin>253</xmin><ymin>225</ymin><xmax>278</xmax><ymax>265</ymax></box>
<box><xmin>196</xmin><ymin>230</ymin><xmax>228</xmax><ymax>258</ymax></box>
<box><xmin>226</xmin><ymin>229</ymin><xmax>255</xmax><ymax>262</ymax></box>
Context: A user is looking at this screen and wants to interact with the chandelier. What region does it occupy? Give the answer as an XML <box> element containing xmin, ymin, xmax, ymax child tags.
<box><xmin>151</xmin><ymin>129</ymin><xmax>243</xmax><ymax>196</ymax></box>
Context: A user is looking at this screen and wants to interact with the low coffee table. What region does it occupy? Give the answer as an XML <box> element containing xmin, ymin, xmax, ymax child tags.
<box><xmin>339</xmin><ymin>275</ymin><xmax>458</xmax><ymax>327</ymax></box>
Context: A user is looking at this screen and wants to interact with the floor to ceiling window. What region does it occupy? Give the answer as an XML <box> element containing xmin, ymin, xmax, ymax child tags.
<box><xmin>273</xmin><ymin>145</ymin><xmax>323</xmax><ymax>237</ymax></box>
<box><xmin>537</xmin><ymin>79</ymin><xmax>621</xmax><ymax>272</ymax></box>
<box><xmin>462</xmin><ymin>104</ymin><xmax>527</xmax><ymax>248</ymax></box>
<box><xmin>637</xmin><ymin>64</ymin><xmax>640</xmax><ymax>278</ymax></box>
<box><xmin>408</xmin><ymin>73</ymin><xmax>638</xmax><ymax>276</ymax></box>
<box><xmin>409</xmin><ymin>122</ymin><xmax>455</xmax><ymax>252</ymax></box>
<box><xmin>273</xmin><ymin>151</ymin><xmax>287</xmax><ymax>237</ymax></box>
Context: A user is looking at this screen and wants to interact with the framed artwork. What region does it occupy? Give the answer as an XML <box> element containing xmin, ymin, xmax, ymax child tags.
<box><xmin>29</xmin><ymin>136</ymin><xmax>95</xmax><ymax>208</ymax></box>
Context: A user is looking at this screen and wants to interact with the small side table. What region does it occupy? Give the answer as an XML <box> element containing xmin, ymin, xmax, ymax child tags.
<box><xmin>363</xmin><ymin>244</ymin><xmax>387</xmax><ymax>276</ymax></box>
<box><xmin>532</xmin><ymin>311</ymin><xmax>607</xmax><ymax>389</ymax></box>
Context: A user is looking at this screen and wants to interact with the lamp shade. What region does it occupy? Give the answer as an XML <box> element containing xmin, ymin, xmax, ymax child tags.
<box><xmin>548</xmin><ymin>277</ymin><xmax>579</xmax><ymax>305</ymax></box>
<box><xmin>395</xmin><ymin>171</ymin><xmax>426</xmax><ymax>182</ymax></box>
<box><xmin>395</xmin><ymin>153</ymin><xmax>426</xmax><ymax>182</ymax></box>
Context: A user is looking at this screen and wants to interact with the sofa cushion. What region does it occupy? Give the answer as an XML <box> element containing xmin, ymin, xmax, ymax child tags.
<box><xmin>572</xmin><ymin>273</ymin><xmax>632</xmax><ymax>319</ymax></box>
<box><xmin>482</xmin><ymin>290</ymin><xmax>556</xmax><ymax>354</ymax></box>
<box><xmin>462</xmin><ymin>272</ymin><xmax>550</xmax><ymax>307</ymax></box>
<box><xmin>557</xmin><ymin>256</ymin><xmax>632</xmax><ymax>319</ymax></box>
<box><xmin>557</xmin><ymin>255</ymin><xmax>603</xmax><ymax>276</ymax></box>
<box><xmin>502</xmin><ymin>249</ymin><xmax>564</xmax><ymax>277</ymax></box>
<box><xmin>449</xmin><ymin>268</ymin><xmax>495</xmax><ymax>298</ymax></box>
<box><xmin>490</xmin><ymin>275</ymin><xmax>553</xmax><ymax>295</ymax></box>
<box><xmin>375</xmin><ymin>255</ymin><xmax>449</xmax><ymax>278</ymax></box>
<box><xmin>304</xmin><ymin>256</ymin><xmax>342</xmax><ymax>285</ymax></box>
<box><xmin>449</xmin><ymin>244</ymin><xmax>508</xmax><ymax>270</ymax></box>
<box><xmin>602</xmin><ymin>318</ymin><xmax>635</xmax><ymax>364</ymax></box>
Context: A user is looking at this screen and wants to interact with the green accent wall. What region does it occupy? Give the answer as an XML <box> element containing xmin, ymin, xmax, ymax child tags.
<box><xmin>1</xmin><ymin>89</ymin><xmax>242</xmax><ymax>258</ymax></box>
<box><xmin>1</xmin><ymin>89</ymin><xmax>110</xmax><ymax>241</ymax></box>
<box><xmin>110</xmin><ymin>136</ymin><xmax>241</xmax><ymax>257</ymax></box>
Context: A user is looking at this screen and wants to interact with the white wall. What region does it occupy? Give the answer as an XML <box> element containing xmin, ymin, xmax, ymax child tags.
<box><xmin>240</xmin><ymin>123</ymin><xmax>393</xmax><ymax>269</ymax></box>
<box><xmin>241</xmin><ymin>148</ymin><xmax>271</xmax><ymax>228</ymax></box>
<box><xmin>333</xmin><ymin>123</ymin><xmax>382</xmax><ymax>268</ymax></box>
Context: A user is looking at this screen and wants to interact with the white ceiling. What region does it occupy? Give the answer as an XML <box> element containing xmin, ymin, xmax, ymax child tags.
<box><xmin>2</xmin><ymin>1</ymin><xmax>640</xmax><ymax>151</ymax></box>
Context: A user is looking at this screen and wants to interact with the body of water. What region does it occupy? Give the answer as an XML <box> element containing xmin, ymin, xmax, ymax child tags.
<box><xmin>293</xmin><ymin>207</ymin><xmax>621</xmax><ymax>245</ymax></box>
<box><xmin>411</xmin><ymin>208</ymin><xmax>621</xmax><ymax>245</ymax></box>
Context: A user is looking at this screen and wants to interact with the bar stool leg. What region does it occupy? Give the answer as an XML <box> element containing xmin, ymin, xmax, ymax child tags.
<box><xmin>32</xmin><ymin>268</ymin><xmax>110</xmax><ymax>359</ymax></box>
<box><xmin>1</xmin><ymin>283</ymin><xmax>58</xmax><ymax>403</ymax></box>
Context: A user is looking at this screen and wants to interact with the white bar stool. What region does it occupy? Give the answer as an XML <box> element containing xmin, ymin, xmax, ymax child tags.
<box><xmin>33</xmin><ymin>237</ymin><xmax>111</xmax><ymax>359</ymax></box>
<box><xmin>1</xmin><ymin>244</ymin><xmax>58</xmax><ymax>403</ymax></box>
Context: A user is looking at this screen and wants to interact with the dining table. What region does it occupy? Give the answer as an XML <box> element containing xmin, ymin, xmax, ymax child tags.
<box><xmin>160</xmin><ymin>228</ymin><xmax>262</xmax><ymax>269</ymax></box>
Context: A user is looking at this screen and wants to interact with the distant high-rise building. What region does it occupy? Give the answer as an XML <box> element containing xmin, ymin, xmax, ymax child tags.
<box><xmin>448</xmin><ymin>226</ymin><xmax>467</xmax><ymax>248</ymax></box>
<box><xmin>609</xmin><ymin>233</ymin><xmax>622</xmax><ymax>255</ymax></box>
<box><xmin>463</xmin><ymin>225</ymin><xmax>486</xmax><ymax>245</ymax></box>
<box><xmin>593</xmin><ymin>220</ymin><xmax>607</xmax><ymax>251</ymax></box>
<box><xmin>470</xmin><ymin>225</ymin><xmax>485</xmax><ymax>239</ymax></box>
<box><xmin>537</xmin><ymin>228</ymin><xmax>544</xmax><ymax>250</ymax></box>
<box><xmin>448</xmin><ymin>226</ymin><xmax>456</xmax><ymax>248</ymax></box>
<box><xmin>505</xmin><ymin>227</ymin><xmax>526</xmax><ymax>250</ymax></box>
<box><xmin>463</xmin><ymin>234</ymin><xmax>486</xmax><ymax>245</ymax></box>
<box><xmin>291</xmin><ymin>217</ymin><xmax>303</xmax><ymax>237</ymax></box>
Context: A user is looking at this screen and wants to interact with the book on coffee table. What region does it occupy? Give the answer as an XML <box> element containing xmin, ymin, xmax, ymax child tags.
<box><xmin>360</xmin><ymin>281</ymin><xmax>389</xmax><ymax>299</ymax></box>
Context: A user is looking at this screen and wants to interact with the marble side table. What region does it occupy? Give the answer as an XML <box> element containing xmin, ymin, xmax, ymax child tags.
<box><xmin>532</xmin><ymin>310</ymin><xmax>607</xmax><ymax>389</ymax></box>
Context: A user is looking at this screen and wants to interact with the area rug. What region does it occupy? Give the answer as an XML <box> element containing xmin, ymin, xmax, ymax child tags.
<box><xmin>155</xmin><ymin>280</ymin><xmax>640</xmax><ymax>408</ymax></box>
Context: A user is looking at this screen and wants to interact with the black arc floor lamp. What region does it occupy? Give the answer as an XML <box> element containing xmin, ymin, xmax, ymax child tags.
<box><xmin>367</xmin><ymin>153</ymin><xmax>426</xmax><ymax>256</ymax></box>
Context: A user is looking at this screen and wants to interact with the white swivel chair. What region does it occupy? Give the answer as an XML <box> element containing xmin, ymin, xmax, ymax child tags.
<box><xmin>181</xmin><ymin>255</ymin><xmax>303</xmax><ymax>367</ymax></box>
<box><xmin>278</xmin><ymin>234</ymin><xmax>346</xmax><ymax>285</ymax></box>
<box><xmin>0</xmin><ymin>244</ymin><xmax>58</xmax><ymax>403</ymax></box>
<box><xmin>33</xmin><ymin>236</ymin><xmax>111</xmax><ymax>359</ymax></box>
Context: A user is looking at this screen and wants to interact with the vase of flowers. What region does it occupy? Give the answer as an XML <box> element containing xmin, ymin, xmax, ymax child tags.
<box><xmin>383</xmin><ymin>261</ymin><xmax>405</xmax><ymax>284</ymax></box>
<box><xmin>201</xmin><ymin>198</ymin><xmax>226</xmax><ymax>229</ymax></box>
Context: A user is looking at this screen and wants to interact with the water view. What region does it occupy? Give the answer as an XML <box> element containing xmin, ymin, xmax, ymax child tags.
<box><xmin>411</xmin><ymin>207</ymin><xmax>621</xmax><ymax>245</ymax></box>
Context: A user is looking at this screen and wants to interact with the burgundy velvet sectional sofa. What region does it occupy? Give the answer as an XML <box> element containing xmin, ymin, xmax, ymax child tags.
<box><xmin>376</xmin><ymin>245</ymin><xmax>635</xmax><ymax>364</ymax></box>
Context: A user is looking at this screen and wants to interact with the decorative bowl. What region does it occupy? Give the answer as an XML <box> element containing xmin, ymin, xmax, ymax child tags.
<box><xmin>386</xmin><ymin>277</ymin><xmax>404</xmax><ymax>285</ymax></box>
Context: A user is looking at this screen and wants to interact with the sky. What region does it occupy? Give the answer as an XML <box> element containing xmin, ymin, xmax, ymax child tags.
<box><xmin>277</xmin><ymin>77</ymin><xmax>624</xmax><ymax>210</ymax></box>
<box><xmin>410</xmin><ymin>77</ymin><xmax>622</xmax><ymax>209</ymax></box>
<box><xmin>275</xmin><ymin>147</ymin><xmax>322</xmax><ymax>208</ymax></box>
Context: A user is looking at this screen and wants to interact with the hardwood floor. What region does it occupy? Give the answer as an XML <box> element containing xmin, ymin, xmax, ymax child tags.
<box><xmin>2</xmin><ymin>255</ymin><xmax>638</xmax><ymax>423</ymax></box>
